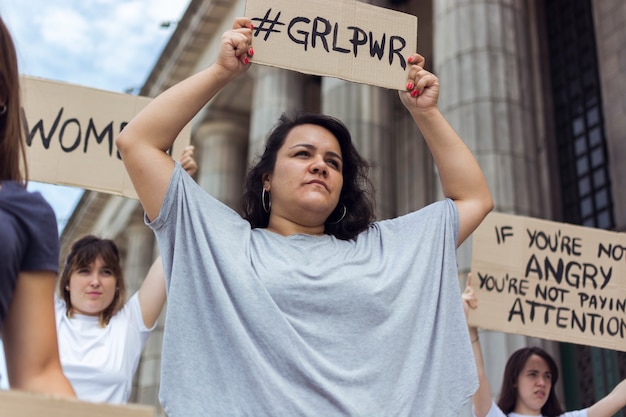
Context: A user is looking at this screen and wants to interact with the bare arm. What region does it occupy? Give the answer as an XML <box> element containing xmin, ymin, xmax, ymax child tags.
<box><xmin>136</xmin><ymin>147</ymin><xmax>197</xmax><ymax>328</ymax></box>
<box><xmin>586</xmin><ymin>378</ymin><xmax>626</xmax><ymax>417</ymax></box>
<box><xmin>115</xmin><ymin>17</ymin><xmax>253</xmax><ymax>221</ymax></box>
<box><xmin>2</xmin><ymin>271</ymin><xmax>75</xmax><ymax>396</ymax></box>
<box><xmin>399</xmin><ymin>56</ymin><xmax>493</xmax><ymax>246</ymax></box>
<box><xmin>137</xmin><ymin>256</ymin><xmax>166</xmax><ymax>329</ymax></box>
<box><xmin>463</xmin><ymin>274</ymin><xmax>492</xmax><ymax>417</ymax></box>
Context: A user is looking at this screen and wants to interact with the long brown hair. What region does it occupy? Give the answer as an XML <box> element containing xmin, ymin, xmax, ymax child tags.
<box><xmin>59</xmin><ymin>236</ymin><xmax>127</xmax><ymax>327</ymax></box>
<box><xmin>0</xmin><ymin>17</ymin><xmax>27</xmax><ymax>183</ymax></box>
<box><xmin>241</xmin><ymin>112</ymin><xmax>375</xmax><ymax>240</ymax></box>
<box><xmin>497</xmin><ymin>346</ymin><xmax>565</xmax><ymax>416</ymax></box>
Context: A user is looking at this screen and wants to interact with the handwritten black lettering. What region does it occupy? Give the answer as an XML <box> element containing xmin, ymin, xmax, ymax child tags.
<box><xmin>23</xmin><ymin>107</ymin><xmax>126</xmax><ymax>158</ymax></box>
<box><xmin>278</xmin><ymin>12</ymin><xmax>408</xmax><ymax>69</ymax></box>
<box><xmin>597</xmin><ymin>242</ymin><xmax>626</xmax><ymax>262</ymax></box>
<box><xmin>526</xmin><ymin>228</ymin><xmax>582</xmax><ymax>256</ymax></box>
<box><xmin>495</xmin><ymin>225</ymin><xmax>514</xmax><ymax>245</ymax></box>
<box><xmin>507</xmin><ymin>299</ymin><xmax>625</xmax><ymax>339</ymax></box>
<box><xmin>535</xmin><ymin>282</ymin><xmax>569</xmax><ymax>303</ymax></box>
<box><xmin>508</xmin><ymin>277</ymin><xmax>529</xmax><ymax>296</ymax></box>
<box><xmin>508</xmin><ymin>297</ymin><xmax>525</xmax><ymax>324</ymax></box>
<box><xmin>59</xmin><ymin>118</ymin><xmax>81</xmax><ymax>152</ymax></box>
<box><xmin>525</xmin><ymin>254</ymin><xmax>612</xmax><ymax>290</ymax></box>
<box><xmin>252</xmin><ymin>9</ymin><xmax>285</xmax><ymax>41</ymax></box>
<box><xmin>578</xmin><ymin>292</ymin><xmax>626</xmax><ymax>313</ymax></box>
<box><xmin>23</xmin><ymin>107</ymin><xmax>63</xmax><ymax>149</ymax></box>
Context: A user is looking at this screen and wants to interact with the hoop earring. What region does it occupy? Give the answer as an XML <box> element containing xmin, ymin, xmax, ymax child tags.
<box><xmin>262</xmin><ymin>188</ymin><xmax>271</xmax><ymax>213</ymax></box>
<box><xmin>327</xmin><ymin>203</ymin><xmax>347</xmax><ymax>225</ymax></box>
<box><xmin>0</xmin><ymin>104</ymin><xmax>6</xmax><ymax>115</ymax></box>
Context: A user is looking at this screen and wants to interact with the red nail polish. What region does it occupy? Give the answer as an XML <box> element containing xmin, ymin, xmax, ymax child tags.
<box><xmin>244</xmin><ymin>57</ymin><xmax>249</xmax><ymax>64</ymax></box>
<box><xmin>249</xmin><ymin>48</ymin><xmax>254</xmax><ymax>56</ymax></box>
<box><xmin>408</xmin><ymin>56</ymin><xmax>414</xmax><ymax>63</ymax></box>
<box><xmin>250</xmin><ymin>24</ymin><xmax>254</xmax><ymax>30</ymax></box>
<box><xmin>407</xmin><ymin>82</ymin><xmax>414</xmax><ymax>90</ymax></box>
<box><xmin>410</xmin><ymin>89</ymin><xmax>419</xmax><ymax>97</ymax></box>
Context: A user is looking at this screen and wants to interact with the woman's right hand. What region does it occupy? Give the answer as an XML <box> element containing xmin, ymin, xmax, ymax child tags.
<box><xmin>462</xmin><ymin>273</ymin><xmax>478</xmax><ymax>321</ymax></box>
<box><xmin>215</xmin><ymin>17</ymin><xmax>254</xmax><ymax>77</ymax></box>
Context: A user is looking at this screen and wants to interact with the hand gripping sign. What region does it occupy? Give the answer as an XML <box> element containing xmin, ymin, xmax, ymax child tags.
<box><xmin>245</xmin><ymin>0</ymin><xmax>418</xmax><ymax>91</ymax></box>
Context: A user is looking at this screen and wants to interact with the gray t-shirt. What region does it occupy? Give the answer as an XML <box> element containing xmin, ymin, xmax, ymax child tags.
<box><xmin>149</xmin><ymin>163</ymin><xmax>478</xmax><ymax>417</ymax></box>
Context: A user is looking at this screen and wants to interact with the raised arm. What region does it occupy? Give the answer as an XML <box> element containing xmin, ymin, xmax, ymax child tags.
<box><xmin>137</xmin><ymin>256</ymin><xmax>166</xmax><ymax>329</ymax></box>
<box><xmin>136</xmin><ymin>146</ymin><xmax>197</xmax><ymax>328</ymax></box>
<box><xmin>462</xmin><ymin>274</ymin><xmax>493</xmax><ymax>417</ymax></box>
<box><xmin>115</xmin><ymin>17</ymin><xmax>253</xmax><ymax>221</ymax></box>
<box><xmin>587</xmin><ymin>378</ymin><xmax>626</xmax><ymax>417</ymax></box>
<box><xmin>399</xmin><ymin>55</ymin><xmax>493</xmax><ymax>245</ymax></box>
<box><xmin>2</xmin><ymin>271</ymin><xmax>76</xmax><ymax>396</ymax></box>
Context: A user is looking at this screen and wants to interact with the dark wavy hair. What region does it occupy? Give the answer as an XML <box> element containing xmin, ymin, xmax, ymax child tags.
<box><xmin>497</xmin><ymin>346</ymin><xmax>565</xmax><ymax>416</ymax></box>
<box><xmin>240</xmin><ymin>112</ymin><xmax>375</xmax><ymax>240</ymax></box>
<box><xmin>59</xmin><ymin>235</ymin><xmax>127</xmax><ymax>327</ymax></box>
<box><xmin>0</xmin><ymin>17</ymin><xmax>28</xmax><ymax>183</ymax></box>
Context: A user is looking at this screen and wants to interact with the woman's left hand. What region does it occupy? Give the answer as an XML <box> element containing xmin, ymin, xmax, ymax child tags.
<box><xmin>398</xmin><ymin>53</ymin><xmax>439</xmax><ymax>113</ymax></box>
<box><xmin>179</xmin><ymin>145</ymin><xmax>198</xmax><ymax>176</ymax></box>
<box><xmin>462</xmin><ymin>273</ymin><xmax>478</xmax><ymax>320</ymax></box>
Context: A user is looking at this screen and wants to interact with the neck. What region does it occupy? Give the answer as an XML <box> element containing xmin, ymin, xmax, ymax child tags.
<box><xmin>266</xmin><ymin>215</ymin><xmax>326</xmax><ymax>237</ymax></box>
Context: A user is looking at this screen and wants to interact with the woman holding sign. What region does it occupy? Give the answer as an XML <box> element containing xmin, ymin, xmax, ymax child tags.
<box><xmin>55</xmin><ymin>146</ymin><xmax>197</xmax><ymax>404</ymax></box>
<box><xmin>116</xmin><ymin>17</ymin><xmax>494</xmax><ymax>416</ymax></box>
<box><xmin>463</xmin><ymin>275</ymin><xmax>626</xmax><ymax>417</ymax></box>
<box><xmin>0</xmin><ymin>17</ymin><xmax>76</xmax><ymax>397</ymax></box>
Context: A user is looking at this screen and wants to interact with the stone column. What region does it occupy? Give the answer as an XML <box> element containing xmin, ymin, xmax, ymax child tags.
<box><xmin>121</xmin><ymin>222</ymin><xmax>161</xmax><ymax>409</ymax></box>
<box><xmin>195</xmin><ymin>120</ymin><xmax>250</xmax><ymax>210</ymax></box>
<box><xmin>434</xmin><ymin>1</ymin><xmax>557</xmax><ymax>414</ymax></box>
<box><xmin>591</xmin><ymin>0</ymin><xmax>626</xmax><ymax>231</ymax></box>
<box><xmin>321</xmin><ymin>78</ymin><xmax>396</xmax><ymax>219</ymax></box>
<box><xmin>434</xmin><ymin>0</ymin><xmax>551</xmax><ymax>217</ymax></box>
<box><xmin>247</xmin><ymin>66</ymin><xmax>309</xmax><ymax>163</ymax></box>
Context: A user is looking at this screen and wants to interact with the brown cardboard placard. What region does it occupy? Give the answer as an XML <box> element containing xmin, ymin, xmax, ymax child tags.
<box><xmin>0</xmin><ymin>389</ymin><xmax>154</xmax><ymax>417</ymax></box>
<box><xmin>469</xmin><ymin>212</ymin><xmax>626</xmax><ymax>352</ymax></box>
<box><xmin>20</xmin><ymin>76</ymin><xmax>191</xmax><ymax>199</ymax></box>
<box><xmin>244</xmin><ymin>0</ymin><xmax>418</xmax><ymax>90</ymax></box>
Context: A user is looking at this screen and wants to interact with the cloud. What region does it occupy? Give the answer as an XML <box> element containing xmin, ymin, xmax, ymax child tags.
<box><xmin>40</xmin><ymin>8</ymin><xmax>93</xmax><ymax>55</ymax></box>
<box><xmin>3</xmin><ymin>0</ymin><xmax>189</xmax><ymax>92</ymax></box>
<box><xmin>1</xmin><ymin>0</ymin><xmax>190</xmax><ymax>231</ymax></box>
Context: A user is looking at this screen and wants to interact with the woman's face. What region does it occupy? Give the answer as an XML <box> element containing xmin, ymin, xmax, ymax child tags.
<box><xmin>514</xmin><ymin>354</ymin><xmax>553</xmax><ymax>415</ymax></box>
<box><xmin>66</xmin><ymin>256</ymin><xmax>117</xmax><ymax>316</ymax></box>
<box><xmin>264</xmin><ymin>124</ymin><xmax>344</xmax><ymax>227</ymax></box>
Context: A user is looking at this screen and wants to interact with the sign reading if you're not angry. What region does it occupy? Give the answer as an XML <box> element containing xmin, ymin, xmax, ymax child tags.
<box><xmin>21</xmin><ymin>76</ymin><xmax>191</xmax><ymax>199</ymax></box>
<box><xmin>469</xmin><ymin>212</ymin><xmax>626</xmax><ymax>352</ymax></box>
<box><xmin>244</xmin><ymin>0</ymin><xmax>418</xmax><ymax>91</ymax></box>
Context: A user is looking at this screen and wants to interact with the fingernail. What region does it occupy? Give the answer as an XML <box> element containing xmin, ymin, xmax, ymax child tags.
<box><xmin>410</xmin><ymin>89</ymin><xmax>420</xmax><ymax>97</ymax></box>
<box><xmin>408</xmin><ymin>56</ymin><xmax>413</xmax><ymax>63</ymax></box>
<box><xmin>406</xmin><ymin>82</ymin><xmax>414</xmax><ymax>90</ymax></box>
<box><xmin>244</xmin><ymin>57</ymin><xmax>249</xmax><ymax>64</ymax></box>
<box><xmin>249</xmin><ymin>48</ymin><xmax>254</xmax><ymax>56</ymax></box>
<box><xmin>250</xmin><ymin>24</ymin><xmax>254</xmax><ymax>30</ymax></box>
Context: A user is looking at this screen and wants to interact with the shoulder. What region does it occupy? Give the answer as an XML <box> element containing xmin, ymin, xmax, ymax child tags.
<box><xmin>562</xmin><ymin>409</ymin><xmax>588</xmax><ymax>417</ymax></box>
<box><xmin>0</xmin><ymin>182</ymin><xmax>56</xmax><ymax>220</ymax></box>
<box><xmin>374</xmin><ymin>198</ymin><xmax>457</xmax><ymax>232</ymax></box>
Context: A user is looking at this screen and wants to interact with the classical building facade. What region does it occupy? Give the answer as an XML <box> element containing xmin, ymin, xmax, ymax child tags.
<box><xmin>60</xmin><ymin>0</ymin><xmax>625</xmax><ymax>415</ymax></box>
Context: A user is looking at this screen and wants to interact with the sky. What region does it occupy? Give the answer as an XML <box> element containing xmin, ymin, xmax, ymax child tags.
<box><xmin>0</xmin><ymin>0</ymin><xmax>190</xmax><ymax>389</ymax></box>
<box><xmin>1</xmin><ymin>0</ymin><xmax>191</xmax><ymax>233</ymax></box>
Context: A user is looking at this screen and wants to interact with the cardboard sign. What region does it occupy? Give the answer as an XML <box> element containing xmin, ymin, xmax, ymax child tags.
<box><xmin>469</xmin><ymin>212</ymin><xmax>626</xmax><ymax>352</ymax></box>
<box><xmin>244</xmin><ymin>0</ymin><xmax>417</xmax><ymax>90</ymax></box>
<box><xmin>0</xmin><ymin>389</ymin><xmax>154</xmax><ymax>417</ymax></box>
<box><xmin>20</xmin><ymin>76</ymin><xmax>191</xmax><ymax>199</ymax></box>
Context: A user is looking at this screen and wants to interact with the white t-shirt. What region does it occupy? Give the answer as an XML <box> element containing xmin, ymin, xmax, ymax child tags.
<box><xmin>479</xmin><ymin>400</ymin><xmax>588</xmax><ymax>417</ymax></box>
<box><xmin>55</xmin><ymin>293</ymin><xmax>154</xmax><ymax>404</ymax></box>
